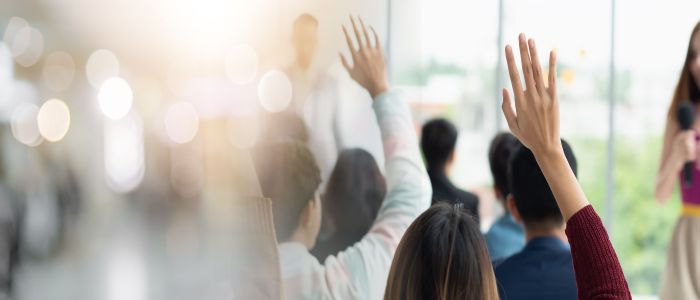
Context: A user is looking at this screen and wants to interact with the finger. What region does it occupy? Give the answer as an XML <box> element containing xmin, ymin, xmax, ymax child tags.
<box><xmin>340</xmin><ymin>53</ymin><xmax>351</xmax><ymax>72</ymax></box>
<box><xmin>502</xmin><ymin>89</ymin><xmax>519</xmax><ymax>135</ymax></box>
<box><xmin>349</xmin><ymin>15</ymin><xmax>365</xmax><ymax>49</ymax></box>
<box><xmin>528</xmin><ymin>39</ymin><xmax>546</xmax><ymax>96</ymax></box>
<box><xmin>548</xmin><ymin>50</ymin><xmax>557</xmax><ymax>97</ymax></box>
<box><xmin>505</xmin><ymin>45</ymin><xmax>524</xmax><ymax>100</ymax></box>
<box><xmin>370</xmin><ymin>26</ymin><xmax>382</xmax><ymax>50</ymax></box>
<box><xmin>358</xmin><ymin>16</ymin><xmax>372</xmax><ymax>48</ymax></box>
<box><xmin>343</xmin><ymin>25</ymin><xmax>357</xmax><ymax>58</ymax></box>
<box><xmin>518</xmin><ymin>33</ymin><xmax>536</xmax><ymax>92</ymax></box>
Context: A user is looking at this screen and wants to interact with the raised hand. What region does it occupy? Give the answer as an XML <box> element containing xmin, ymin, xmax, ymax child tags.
<box><xmin>502</xmin><ymin>33</ymin><xmax>588</xmax><ymax>221</ymax></box>
<box><xmin>502</xmin><ymin>33</ymin><xmax>561</xmax><ymax>157</ymax></box>
<box><xmin>340</xmin><ymin>15</ymin><xmax>389</xmax><ymax>98</ymax></box>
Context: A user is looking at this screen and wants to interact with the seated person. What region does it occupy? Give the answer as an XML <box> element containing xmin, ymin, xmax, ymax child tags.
<box><xmin>420</xmin><ymin>118</ymin><xmax>479</xmax><ymax>222</ymax></box>
<box><xmin>311</xmin><ymin>148</ymin><xmax>386</xmax><ymax>261</ymax></box>
<box><xmin>384</xmin><ymin>33</ymin><xmax>630</xmax><ymax>300</ymax></box>
<box><xmin>493</xmin><ymin>140</ymin><xmax>578</xmax><ymax>300</ymax></box>
<box><xmin>484</xmin><ymin>132</ymin><xmax>525</xmax><ymax>260</ymax></box>
<box><xmin>253</xmin><ymin>16</ymin><xmax>431</xmax><ymax>299</ymax></box>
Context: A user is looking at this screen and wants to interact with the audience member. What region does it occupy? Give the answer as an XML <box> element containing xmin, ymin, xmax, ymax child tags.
<box><xmin>484</xmin><ymin>132</ymin><xmax>525</xmax><ymax>260</ymax></box>
<box><xmin>384</xmin><ymin>33</ymin><xmax>631</xmax><ymax>300</ymax></box>
<box><xmin>311</xmin><ymin>148</ymin><xmax>386</xmax><ymax>261</ymax></box>
<box><xmin>253</xmin><ymin>16</ymin><xmax>431</xmax><ymax>299</ymax></box>
<box><xmin>421</xmin><ymin>118</ymin><xmax>479</xmax><ymax>222</ymax></box>
<box><xmin>493</xmin><ymin>140</ymin><xmax>578</xmax><ymax>300</ymax></box>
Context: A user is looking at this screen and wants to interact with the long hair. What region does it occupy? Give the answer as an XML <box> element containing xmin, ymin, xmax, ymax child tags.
<box><xmin>384</xmin><ymin>203</ymin><xmax>499</xmax><ymax>300</ymax></box>
<box><xmin>668</xmin><ymin>21</ymin><xmax>700</xmax><ymax>117</ymax></box>
<box><xmin>313</xmin><ymin>148</ymin><xmax>386</xmax><ymax>260</ymax></box>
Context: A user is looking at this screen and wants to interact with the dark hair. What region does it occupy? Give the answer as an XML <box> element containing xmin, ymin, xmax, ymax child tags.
<box><xmin>253</xmin><ymin>141</ymin><xmax>321</xmax><ymax>241</ymax></box>
<box><xmin>385</xmin><ymin>203</ymin><xmax>498</xmax><ymax>300</ymax></box>
<box><xmin>509</xmin><ymin>140</ymin><xmax>577</xmax><ymax>229</ymax></box>
<box><xmin>488</xmin><ymin>132</ymin><xmax>519</xmax><ymax>200</ymax></box>
<box><xmin>314</xmin><ymin>148</ymin><xmax>386</xmax><ymax>260</ymax></box>
<box><xmin>420</xmin><ymin>118</ymin><xmax>458</xmax><ymax>169</ymax></box>
<box><xmin>669</xmin><ymin>21</ymin><xmax>700</xmax><ymax>116</ymax></box>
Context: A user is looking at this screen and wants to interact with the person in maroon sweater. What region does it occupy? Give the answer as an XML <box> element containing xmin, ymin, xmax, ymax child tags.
<box><xmin>501</xmin><ymin>33</ymin><xmax>631</xmax><ymax>300</ymax></box>
<box><xmin>385</xmin><ymin>33</ymin><xmax>632</xmax><ymax>300</ymax></box>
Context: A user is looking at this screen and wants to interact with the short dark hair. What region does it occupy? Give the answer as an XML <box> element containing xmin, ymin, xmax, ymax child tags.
<box><xmin>488</xmin><ymin>132</ymin><xmax>520</xmax><ymax>200</ymax></box>
<box><xmin>253</xmin><ymin>141</ymin><xmax>321</xmax><ymax>241</ymax></box>
<box><xmin>385</xmin><ymin>203</ymin><xmax>499</xmax><ymax>300</ymax></box>
<box><xmin>509</xmin><ymin>140</ymin><xmax>577</xmax><ymax>229</ymax></box>
<box><xmin>420</xmin><ymin>118</ymin><xmax>458</xmax><ymax>169</ymax></box>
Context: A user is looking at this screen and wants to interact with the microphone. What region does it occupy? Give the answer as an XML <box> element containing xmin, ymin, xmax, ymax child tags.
<box><xmin>678</xmin><ymin>101</ymin><xmax>695</xmax><ymax>187</ymax></box>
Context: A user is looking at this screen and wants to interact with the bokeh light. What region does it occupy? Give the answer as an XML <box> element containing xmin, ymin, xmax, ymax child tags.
<box><xmin>11</xmin><ymin>26</ymin><xmax>44</xmax><ymax>67</ymax></box>
<box><xmin>42</xmin><ymin>51</ymin><xmax>76</xmax><ymax>92</ymax></box>
<box><xmin>10</xmin><ymin>103</ymin><xmax>43</xmax><ymax>146</ymax></box>
<box><xmin>258</xmin><ymin>70</ymin><xmax>292</xmax><ymax>113</ymax></box>
<box><xmin>164</xmin><ymin>101</ymin><xmax>199</xmax><ymax>144</ymax></box>
<box><xmin>3</xmin><ymin>17</ymin><xmax>29</xmax><ymax>45</ymax></box>
<box><xmin>37</xmin><ymin>99</ymin><xmax>71</xmax><ymax>142</ymax></box>
<box><xmin>99</xmin><ymin>77</ymin><xmax>133</xmax><ymax>120</ymax></box>
<box><xmin>104</xmin><ymin>112</ymin><xmax>145</xmax><ymax>194</ymax></box>
<box><xmin>227</xmin><ymin>115</ymin><xmax>259</xmax><ymax>149</ymax></box>
<box><xmin>86</xmin><ymin>49</ymin><xmax>120</xmax><ymax>88</ymax></box>
<box><xmin>225</xmin><ymin>44</ymin><xmax>258</xmax><ymax>85</ymax></box>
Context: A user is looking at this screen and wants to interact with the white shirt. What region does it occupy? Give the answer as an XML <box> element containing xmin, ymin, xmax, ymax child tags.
<box><xmin>278</xmin><ymin>90</ymin><xmax>432</xmax><ymax>300</ymax></box>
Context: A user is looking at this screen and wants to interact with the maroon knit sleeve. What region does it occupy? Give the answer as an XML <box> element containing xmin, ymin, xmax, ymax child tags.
<box><xmin>565</xmin><ymin>205</ymin><xmax>631</xmax><ymax>300</ymax></box>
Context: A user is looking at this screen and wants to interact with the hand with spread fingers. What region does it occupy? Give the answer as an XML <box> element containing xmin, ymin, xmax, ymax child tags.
<box><xmin>340</xmin><ymin>15</ymin><xmax>389</xmax><ymax>98</ymax></box>
<box><xmin>502</xmin><ymin>33</ymin><xmax>561</xmax><ymax>158</ymax></box>
<box><xmin>502</xmin><ymin>33</ymin><xmax>587</xmax><ymax>221</ymax></box>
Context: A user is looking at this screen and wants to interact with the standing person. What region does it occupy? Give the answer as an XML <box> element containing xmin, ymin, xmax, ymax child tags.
<box><xmin>654</xmin><ymin>20</ymin><xmax>700</xmax><ymax>300</ymax></box>
<box><xmin>484</xmin><ymin>132</ymin><xmax>525</xmax><ymax>261</ymax></box>
<box><xmin>420</xmin><ymin>118</ymin><xmax>480</xmax><ymax>222</ymax></box>
<box><xmin>286</xmin><ymin>13</ymin><xmax>384</xmax><ymax>187</ymax></box>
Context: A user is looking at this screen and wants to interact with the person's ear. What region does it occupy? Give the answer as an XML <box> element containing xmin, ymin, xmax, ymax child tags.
<box><xmin>507</xmin><ymin>195</ymin><xmax>523</xmax><ymax>224</ymax></box>
<box><xmin>298</xmin><ymin>199</ymin><xmax>316</xmax><ymax>229</ymax></box>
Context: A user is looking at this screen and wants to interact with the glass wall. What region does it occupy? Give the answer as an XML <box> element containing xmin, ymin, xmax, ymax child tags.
<box><xmin>390</xmin><ymin>0</ymin><xmax>700</xmax><ymax>295</ymax></box>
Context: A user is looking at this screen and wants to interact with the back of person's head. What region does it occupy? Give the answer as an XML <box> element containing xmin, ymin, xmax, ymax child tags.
<box><xmin>293</xmin><ymin>13</ymin><xmax>319</xmax><ymax>30</ymax></box>
<box><xmin>488</xmin><ymin>132</ymin><xmax>520</xmax><ymax>201</ymax></box>
<box><xmin>509</xmin><ymin>140</ymin><xmax>577</xmax><ymax>230</ymax></box>
<box><xmin>324</xmin><ymin>148</ymin><xmax>386</xmax><ymax>240</ymax></box>
<box><xmin>253</xmin><ymin>141</ymin><xmax>321</xmax><ymax>242</ymax></box>
<box><xmin>262</xmin><ymin>113</ymin><xmax>309</xmax><ymax>144</ymax></box>
<box><xmin>385</xmin><ymin>203</ymin><xmax>499</xmax><ymax>300</ymax></box>
<box><xmin>420</xmin><ymin>118</ymin><xmax>458</xmax><ymax>170</ymax></box>
<box><xmin>292</xmin><ymin>13</ymin><xmax>319</xmax><ymax>66</ymax></box>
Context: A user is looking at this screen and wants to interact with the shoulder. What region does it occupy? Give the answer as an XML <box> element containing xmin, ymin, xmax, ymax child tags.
<box><xmin>492</xmin><ymin>252</ymin><xmax>522</xmax><ymax>280</ymax></box>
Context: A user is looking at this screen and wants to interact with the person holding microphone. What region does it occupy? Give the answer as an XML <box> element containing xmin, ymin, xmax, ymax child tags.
<box><xmin>654</xmin><ymin>21</ymin><xmax>700</xmax><ymax>300</ymax></box>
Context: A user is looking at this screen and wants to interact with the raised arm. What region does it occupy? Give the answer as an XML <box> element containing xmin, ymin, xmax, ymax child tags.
<box><xmin>502</xmin><ymin>33</ymin><xmax>631</xmax><ymax>300</ymax></box>
<box><xmin>323</xmin><ymin>16</ymin><xmax>431</xmax><ymax>299</ymax></box>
